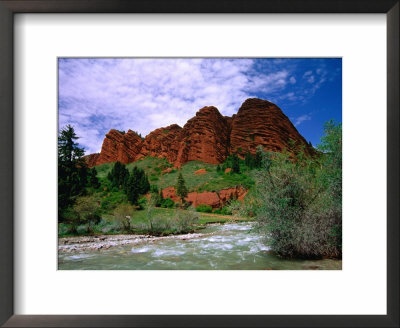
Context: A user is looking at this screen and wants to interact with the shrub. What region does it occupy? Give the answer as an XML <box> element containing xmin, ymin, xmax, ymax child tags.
<box><xmin>196</xmin><ymin>204</ymin><xmax>212</xmax><ymax>213</ymax></box>
<box><xmin>173</xmin><ymin>209</ymin><xmax>199</xmax><ymax>233</ymax></box>
<box><xmin>149</xmin><ymin>175</ymin><xmax>159</xmax><ymax>181</ymax></box>
<box><xmin>72</xmin><ymin>196</ymin><xmax>101</xmax><ymax>233</ymax></box>
<box><xmin>213</xmin><ymin>206</ymin><xmax>232</xmax><ymax>215</ymax></box>
<box><xmin>137</xmin><ymin>197</ymin><xmax>148</xmax><ymax>210</ymax></box>
<box><xmin>161</xmin><ymin>198</ymin><xmax>175</xmax><ymax>209</ymax></box>
<box><xmin>254</xmin><ymin>121</ymin><xmax>342</xmax><ymax>259</ymax></box>
<box><xmin>113</xmin><ymin>203</ymin><xmax>135</xmax><ymax>232</ymax></box>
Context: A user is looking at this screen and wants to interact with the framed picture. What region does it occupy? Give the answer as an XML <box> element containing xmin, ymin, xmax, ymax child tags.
<box><xmin>1</xmin><ymin>0</ymin><xmax>398</xmax><ymax>327</ymax></box>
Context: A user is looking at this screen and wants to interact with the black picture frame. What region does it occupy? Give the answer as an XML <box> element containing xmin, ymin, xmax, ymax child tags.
<box><xmin>0</xmin><ymin>0</ymin><xmax>398</xmax><ymax>327</ymax></box>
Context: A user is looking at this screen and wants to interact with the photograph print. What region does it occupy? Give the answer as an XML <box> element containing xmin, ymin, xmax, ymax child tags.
<box><xmin>58</xmin><ymin>58</ymin><xmax>342</xmax><ymax>270</ymax></box>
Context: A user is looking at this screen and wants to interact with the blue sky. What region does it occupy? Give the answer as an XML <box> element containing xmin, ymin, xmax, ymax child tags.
<box><xmin>59</xmin><ymin>58</ymin><xmax>342</xmax><ymax>154</ymax></box>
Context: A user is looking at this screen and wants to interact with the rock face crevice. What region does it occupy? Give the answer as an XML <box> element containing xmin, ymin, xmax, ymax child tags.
<box><xmin>86</xmin><ymin>98</ymin><xmax>313</xmax><ymax>167</ymax></box>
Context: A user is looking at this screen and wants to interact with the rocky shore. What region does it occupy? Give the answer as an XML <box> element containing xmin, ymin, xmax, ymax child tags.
<box><xmin>58</xmin><ymin>231</ymin><xmax>210</xmax><ymax>254</ymax></box>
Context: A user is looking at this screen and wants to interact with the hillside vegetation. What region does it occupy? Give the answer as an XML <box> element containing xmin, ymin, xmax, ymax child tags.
<box><xmin>95</xmin><ymin>157</ymin><xmax>254</xmax><ymax>192</ymax></box>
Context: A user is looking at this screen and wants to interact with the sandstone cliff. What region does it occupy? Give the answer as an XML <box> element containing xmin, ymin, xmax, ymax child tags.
<box><xmin>175</xmin><ymin>106</ymin><xmax>231</xmax><ymax>166</ymax></box>
<box><xmin>87</xmin><ymin>98</ymin><xmax>313</xmax><ymax>167</ymax></box>
<box><xmin>137</xmin><ymin>124</ymin><xmax>182</xmax><ymax>163</ymax></box>
<box><xmin>96</xmin><ymin>129</ymin><xmax>143</xmax><ymax>165</ymax></box>
<box><xmin>230</xmin><ymin>98</ymin><xmax>312</xmax><ymax>157</ymax></box>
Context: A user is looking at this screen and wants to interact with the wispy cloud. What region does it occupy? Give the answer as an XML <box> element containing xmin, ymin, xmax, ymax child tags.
<box><xmin>293</xmin><ymin>114</ymin><xmax>312</xmax><ymax>126</ymax></box>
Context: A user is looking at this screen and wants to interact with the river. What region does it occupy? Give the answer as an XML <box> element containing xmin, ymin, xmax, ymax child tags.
<box><xmin>58</xmin><ymin>222</ymin><xmax>341</xmax><ymax>270</ymax></box>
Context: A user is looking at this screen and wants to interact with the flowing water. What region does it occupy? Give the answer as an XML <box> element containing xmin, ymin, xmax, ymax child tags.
<box><xmin>58</xmin><ymin>222</ymin><xmax>341</xmax><ymax>270</ymax></box>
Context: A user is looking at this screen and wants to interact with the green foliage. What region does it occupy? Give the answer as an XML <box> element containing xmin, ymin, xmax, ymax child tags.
<box><xmin>254</xmin><ymin>121</ymin><xmax>342</xmax><ymax>259</ymax></box>
<box><xmin>71</xmin><ymin>196</ymin><xmax>101</xmax><ymax>233</ymax></box>
<box><xmin>100</xmin><ymin>190</ymin><xmax>127</xmax><ymax>212</ymax></box>
<box><xmin>244</xmin><ymin>151</ymin><xmax>254</xmax><ymax>168</ymax></box>
<box><xmin>176</xmin><ymin>172</ymin><xmax>188</xmax><ymax>202</ymax></box>
<box><xmin>125</xmin><ymin>166</ymin><xmax>150</xmax><ymax>205</ymax></box>
<box><xmin>112</xmin><ymin>203</ymin><xmax>135</xmax><ymax>232</ymax></box>
<box><xmin>195</xmin><ymin>204</ymin><xmax>213</xmax><ymax>213</ymax></box>
<box><xmin>161</xmin><ymin>198</ymin><xmax>175</xmax><ymax>209</ymax></box>
<box><xmin>231</xmin><ymin>154</ymin><xmax>240</xmax><ymax>173</ymax></box>
<box><xmin>254</xmin><ymin>146</ymin><xmax>263</xmax><ymax>168</ymax></box>
<box><xmin>58</xmin><ymin>125</ymin><xmax>89</xmax><ymax>221</ymax></box>
<box><xmin>212</xmin><ymin>206</ymin><xmax>232</xmax><ymax>215</ymax></box>
<box><xmin>196</xmin><ymin>172</ymin><xmax>254</xmax><ymax>192</ymax></box>
<box><xmin>137</xmin><ymin>197</ymin><xmax>148</xmax><ymax>210</ymax></box>
<box><xmin>149</xmin><ymin>186</ymin><xmax>163</xmax><ymax>207</ymax></box>
<box><xmin>108</xmin><ymin>162</ymin><xmax>129</xmax><ymax>189</ymax></box>
<box><xmin>317</xmin><ymin>120</ymin><xmax>342</xmax><ymax>205</ymax></box>
<box><xmin>216</xmin><ymin>164</ymin><xmax>221</xmax><ymax>172</ymax></box>
<box><xmin>88</xmin><ymin>167</ymin><xmax>100</xmax><ymax>189</ymax></box>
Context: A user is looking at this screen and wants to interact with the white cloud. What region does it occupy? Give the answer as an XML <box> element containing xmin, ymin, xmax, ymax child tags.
<box><xmin>59</xmin><ymin>58</ymin><xmax>290</xmax><ymax>153</ymax></box>
<box><xmin>294</xmin><ymin>114</ymin><xmax>312</xmax><ymax>126</ymax></box>
<box><xmin>289</xmin><ymin>76</ymin><xmax>296</xmax><ymax>84</ymax></box>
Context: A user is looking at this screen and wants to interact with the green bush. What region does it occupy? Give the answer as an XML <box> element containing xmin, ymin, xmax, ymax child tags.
<box><xmin>137</xmin><ymin>197</ymin><xmax>148</xmax><ymax>210</ymax></box>
<box><xmin>112</xmin><ymin>203</ymin><xmax>135</xmax><ymax>232</ymax></box>
<box><xmin>71</xmin><ymin>195</ymin><xmax>101</xmax><ymax>233</ymax></box>
<box><xmin>196</xmin><ymin>204</ymin><xmax>212</xmax><ymax>213</ymax></box>
<box><xmin>149</xmin><ymin>174</ymin><xmax>159</xmax><ymax>181</ymax></box>
<box><xmin>161</xmin><ymin>198</ymin><xmax>175</xmax><ymax>209</ymax></box>
<box><xmin>212</xmin><ymin>206</ymin><xmax>232</xmax><ymax>215</ymax></box>
<box><xmin>254</xmin><ymin>121</ymin><xmax>342</xmax><ymax>259</ymax></box>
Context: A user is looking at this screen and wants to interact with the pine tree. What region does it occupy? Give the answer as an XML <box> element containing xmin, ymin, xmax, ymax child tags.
<box><xmin>176</xmin><ymin>172</ymin><xmax>188</xmax><ymax>203</ymax></box>
<box><xmin>58</xmin><ymin>125</ymin><xmax>88</xmax><ymax>219</ymax></box>
<box><xmin>245</xmin><ymin>151</ymin><xmax>254</xmax><ymax>168</ymax></box>
<box><xmin>254</xmin><ymin>146</ymin><xmax>263</xmax><ymax>168</ymax></box>
<box><xmin>231</xmin><ymin>153</ymin><xmax>240</xmax><ymax>173</ymax></box>
<box><xmin>124</xmin><ymin>167</ymin><xmax>150</xmax><ymax>205</ymax></box>
<box><xmin>108</xmin><ymin>161</ymin><xmax>129</xmax><ymax>189</ymax></box>
<box><xmin>88</xmin><ymin>167</ymin><xmax>100</xmax><ymax>189</ymax></box>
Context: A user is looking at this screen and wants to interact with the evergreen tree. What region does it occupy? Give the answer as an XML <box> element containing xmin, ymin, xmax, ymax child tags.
<box><xmin>254</xmin><ymin>146</ymin><xmax>263</xmax><ymax>168</ymax></box>
<box><xmin>58</xmin><ymin>125</ymin><xmax>88</xmax><ymax>219</ymax></box>
<box><xmin>124</xmin><ymin>167</ymin><xmax>150</xmax><ymax>205</ymax></box>
<box><xmin>231</xmin><ymin>153</ymin><xmax>241</xmax><ymax>173</ymax></box>
<box><xmin>108</xmin><ymin>161</ymin><xmax>129</xmax><ymax>189</ymax></box>
<box><xmin>216</xmin><ymin>164</ymin><xmax>221</xmax><ymax>172</ymax></box>
<box><xmin>176</xmin><ymin>172</ymin><xmax>188</xmax><ymax>203</ymax></box>
<box><xmin>244</xmin><ymin>151</ymin><xmax>254</xmax><ymax>168</ymax></box>
<box><xmin>88</xmin><ymin>167</ymin><xmax>100</xmax><ymax>189</ymax></box>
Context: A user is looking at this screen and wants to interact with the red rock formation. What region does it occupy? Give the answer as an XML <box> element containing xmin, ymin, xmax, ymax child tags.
<box><xmin>162</xmin><ymin>186</ymin><xmax>178</xmax><ymax>202</ymax></box>
<box><xmin>218</xmin><ymin>186</ymin><xmax>247</xmax><ymax>203</ymax></box>
<box><xmin>96</xmin><ymin>129</ymin><xmax>143</xmax><ymax>166</ymax></box>
<box><xmin>175</xmin><ymin>106</ymin><xmax>231</xmax><ymax>166</ymax></box>
<box><xmin>84</xmin><ymin>153</ymin><xmax>100</xmax><ymax>167</ymax></box>
<box><xmin>230</xmin><ymin>98</ymin><xmax>312</xmax><ymax>157</ymax></box>
<box><xmin>137</xmin><ymin>124</ymin><xmax>182</xmax><ymax>163</ymax></box>
<box><xmin>194</xmin><ymin>169</ymin><xmax>207</xmax><ymax>175</ymax></box>
<box><xmin>88</xmin><ymin>98</ymin><xmax>314</xmax><ymax>167</ymax></box>
<box><xmin>161</xmin><ymin>186</ymin><xmax>248</xmax><ymax>209</ymax></box>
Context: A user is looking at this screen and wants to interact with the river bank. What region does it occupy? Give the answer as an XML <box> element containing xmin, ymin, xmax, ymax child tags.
<box><xmin>58</xmin><ymin>222</ymin><xmax>342</xmax><ymax>270</ymax></box>
<box><xmin>59</xmin><ymin>229</ymin><xmax>215</xmax><ymax>253</ymax></box>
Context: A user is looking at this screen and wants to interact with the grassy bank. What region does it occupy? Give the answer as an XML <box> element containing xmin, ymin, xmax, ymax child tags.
<box><xmin>58</xmin><ymin>207</ymin><xmax>251</xmax><ymax>238</ymax></box>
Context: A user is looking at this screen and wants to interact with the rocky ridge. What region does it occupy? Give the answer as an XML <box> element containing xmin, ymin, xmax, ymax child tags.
<box><xmin>86</xmin><ymin>98</ymin><xmax>313</xmax><ymax>167</ymax></box>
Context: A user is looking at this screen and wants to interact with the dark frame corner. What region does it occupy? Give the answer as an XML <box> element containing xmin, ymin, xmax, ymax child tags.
<box><xmin>1</xmin><ymin>0</ymin><xmax>398</xmax><ymax>327</ymax></box>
